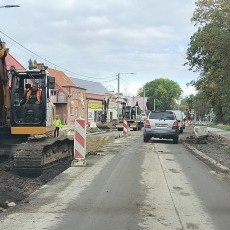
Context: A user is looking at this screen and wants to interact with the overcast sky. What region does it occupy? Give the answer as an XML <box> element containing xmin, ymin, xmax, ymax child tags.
<box><xmin>1</xmin><ymin>0</ymin><xmax>198</xmax><ymax>97</ymax></box>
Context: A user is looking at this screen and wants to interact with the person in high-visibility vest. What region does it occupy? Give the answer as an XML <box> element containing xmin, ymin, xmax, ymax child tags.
<box><xmin>53</xmin><ymin>115</ymin><xmax>62</xmax><ymax>137</ymax></box>
<box><xmin>25</xmin><ymin>84</ymin><xmax>42</xmax><ymax>104</ymax></box>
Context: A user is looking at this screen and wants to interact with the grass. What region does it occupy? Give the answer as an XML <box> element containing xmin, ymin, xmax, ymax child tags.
<box><xmin>221</xmin><ymin>145</ymin><xmax>230</xmax><ymax>154</ymax></box>
<box><xmin>210</xmin><ymin>123</ymin><xmax>230</xmax><ymax>131</ymax></box>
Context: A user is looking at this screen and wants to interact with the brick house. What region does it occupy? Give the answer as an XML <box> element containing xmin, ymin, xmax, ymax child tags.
<box><xmin>47</xmin><ymin>68</ymin><xmax>87</xmax><ymax>125</ymax></box>
<box><xmin>70</xmin><ymin>78</ymin><xmax>111</xmax><ymax>125</ymax></box>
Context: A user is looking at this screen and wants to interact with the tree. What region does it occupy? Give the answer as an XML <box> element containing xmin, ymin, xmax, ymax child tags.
<box><xmin>28</xmin><ymin>59</ymin><xmax>38</xmax><ymax>69</ymax></box>
<box><xmin>138</xmin><ymin>78</ymin><xmax>182</xmax><ymax>110</ymax></box>
<box><xmin>28</xmin><ymin>59</ymin><xmax>33</xmax><ymax>70</ymax></box>
<box><xmin>185</xmin><ymin>0</ymin><xmax>230</xmax><ymax>124</ymax></box>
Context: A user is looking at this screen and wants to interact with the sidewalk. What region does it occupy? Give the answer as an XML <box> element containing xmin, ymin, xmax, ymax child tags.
<box><xmin>184</xmin><ymin>126</ymin><xmax>230</xmax><ymax>173</ymax></box>
<box><xmin>207</xmin><ymin>127</ymin><xmax>230</xmax><ymax>139</ymax></box>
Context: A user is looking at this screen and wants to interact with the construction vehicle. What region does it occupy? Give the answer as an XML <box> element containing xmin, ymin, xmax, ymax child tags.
<box><xmin>116</xmin><ymin>103</ymin><xmax>142</xmax><ymax>131</ymax></box>
<box><xmin>0</xmin><ymin>41</ymin><xmax>74</xmax><ymax>175</ymax></box>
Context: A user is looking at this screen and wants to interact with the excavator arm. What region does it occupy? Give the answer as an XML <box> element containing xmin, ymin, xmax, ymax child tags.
<box><xmin>0</xmin><ymin>40</ymin><xmax>10</xmax><ymax>127</ymax></box>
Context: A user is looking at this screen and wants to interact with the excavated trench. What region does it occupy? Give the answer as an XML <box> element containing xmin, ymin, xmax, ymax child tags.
<box><xmin>0</xmin><ymin>132</ymin><xmax>117</xmax><ymax>210</ymax></box>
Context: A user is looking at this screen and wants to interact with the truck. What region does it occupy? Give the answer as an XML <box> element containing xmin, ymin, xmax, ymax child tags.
<box><xmin>116</xmin><ymin>103</ymin><xmax>142</xmax><ymax>131</ymax></box>
<box><xmin>0</xmin><ymin>40</ymin><xmax>74</xmax><ymax>175</ymax></box>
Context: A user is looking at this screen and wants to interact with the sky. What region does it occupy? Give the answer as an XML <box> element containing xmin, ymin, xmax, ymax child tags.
<box><xmin>1</xmin><ymin>0</ymin><xmax>198</xmax><ymax>97</ymax></box>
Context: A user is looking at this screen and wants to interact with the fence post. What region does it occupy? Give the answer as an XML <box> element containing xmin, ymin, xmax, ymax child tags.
<box><xmin>71</xmin><ymin>118</ymin><xmax>87</xmax><ymax>167</ymax></box>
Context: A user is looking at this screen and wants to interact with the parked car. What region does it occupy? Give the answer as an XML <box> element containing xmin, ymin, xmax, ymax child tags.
<box><xmin>143</xmin><ymin>110</ymin><xmax>180</xmax><ymax>144</ymax></box>
<box><xmin>166</xmin><ymin>110</ymin><xmax>184</xmax><ymax>133</ymax></box>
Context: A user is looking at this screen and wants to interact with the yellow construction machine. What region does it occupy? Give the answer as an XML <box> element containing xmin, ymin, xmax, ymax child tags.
<box><xmin>0</xmin><ymin>41</ymin><xmax>74</xmax><ymax>175</ymax></box>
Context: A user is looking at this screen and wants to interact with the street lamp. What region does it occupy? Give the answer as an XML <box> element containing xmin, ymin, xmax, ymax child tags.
<box><xmin>0</xmin><ymin>5</ymin><xmax>20</xmax><ymax>8</ymax></box>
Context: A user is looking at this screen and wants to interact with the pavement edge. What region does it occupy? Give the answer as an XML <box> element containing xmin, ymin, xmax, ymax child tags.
<box><xmin>183</xmin><ymin>142</ymin><xmax>230</xmax><ymax>173</ymax></box>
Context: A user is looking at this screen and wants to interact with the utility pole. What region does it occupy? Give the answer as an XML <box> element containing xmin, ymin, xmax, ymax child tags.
<box><xmin>117</xmin><ymin>73</ymin><xmax>120</xmax><ymax>95</ymax></box>
<box><xmin>143</xmin><ymin>85</ymin><xmax>145</xmax><ymax>113</ymax></box>
<box><xmin>116</xmin><ymin>72</ymin><xmax>134</xmax><ymax>119</ymax></box>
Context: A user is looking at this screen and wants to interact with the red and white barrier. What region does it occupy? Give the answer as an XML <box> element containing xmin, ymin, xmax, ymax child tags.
<box><xmin>123</xmin><ymin>119</ymin><xmax>128</xmax><ymax>135</ymax></box>
<box><xmin>71</xmin><ymin>118</ymin><xmax>87</xmax><ymax>166</ymax></box>
<box><xmin>185</xmin><ymin>120</ymin><xmax>191</xmax><ymax>126</ymax></box>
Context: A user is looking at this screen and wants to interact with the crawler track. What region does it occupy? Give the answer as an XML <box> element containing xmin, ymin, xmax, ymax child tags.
<box><xmin>14</xmin><ymin>135</ymin><xmax>74</xmax><ymax>176</ymax></box>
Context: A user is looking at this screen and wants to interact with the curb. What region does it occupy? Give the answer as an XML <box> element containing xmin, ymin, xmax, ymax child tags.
<box><xmin>183</xmin><ymin>142</ymin><xmax>230</xmax><ymax>173</ymax></box>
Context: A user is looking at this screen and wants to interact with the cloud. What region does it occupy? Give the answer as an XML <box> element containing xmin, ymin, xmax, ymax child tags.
<box><xmin>0</xmin><ymin>0</ymin><xmax>199</xmax><ymax>97</ymax></box>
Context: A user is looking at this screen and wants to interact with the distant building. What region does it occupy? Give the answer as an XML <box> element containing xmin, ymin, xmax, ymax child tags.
<box><xmin>70</xmin><ymin>78</ymin><xmax>112</xmax><ymax>124</ymax></box>
<box><xmin>126</xmin><ymin>96</ymin><xmax>148</xmax><ymax>113</ymax></box>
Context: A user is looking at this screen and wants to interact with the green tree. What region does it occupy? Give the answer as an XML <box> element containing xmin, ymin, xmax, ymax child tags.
<box><xmin>181</xmin><ymin>95</ymin><xmax>194</xmax><ymax>119</ymax></box>
<box><xmin>186</xmin><ymin>0</ymin><xmax>230</xmax><ymax>124</ymax></box>
<box><xmin>33</xmin><ymin>59</ymin><xmax>37</xmax><ymax>68</ymax></box>
<box><xmin>28</xmin><ymin>59</ymin><xmax>33</xmax><ymax>70</ymax></box>
<box><xmin>138</xmin><ymin>78</ymin><xmax>182</xmax><ymax>110</ymax></box>
<box><xmin>28</xmin><ymin>59</ymin><xmax>38</xmax><ymax>69</ymax></box>
<box><xmin>193</xmin><ymin>92</ymin><xmax>211</xmax><ymax>120</ymax></box>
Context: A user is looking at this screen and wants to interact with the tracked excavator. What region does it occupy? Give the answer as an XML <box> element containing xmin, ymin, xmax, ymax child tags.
<box><xmin>0</xmin><ymin>41</ymin><xmax>74</xmax><ymax>175</ymax></box>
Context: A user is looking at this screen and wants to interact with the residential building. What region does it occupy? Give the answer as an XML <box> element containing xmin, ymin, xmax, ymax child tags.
<box><xmin>5</xmin><ymin>52</ymin><xmax>26</xmax><ymax>71</ymax></box>
<box><xmin>70</xmin><ymin>78</ymin><xmax>114</xmax><ymax>124</ymax></box>
<box><xmin>126</xmin><ymin>96</ymin><xmax>148</xmax><ymax>113</ymax></box>
<box><xmin>47</xmin><ymin>68</ymin><xmax>87</xmax><ymax>125</ymax></box>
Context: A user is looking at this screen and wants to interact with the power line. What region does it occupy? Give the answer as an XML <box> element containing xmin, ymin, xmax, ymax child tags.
<box><xmin>0</xmin><ymin>30</ymin><xmax>115</xmax><ymax>81</ymax></box>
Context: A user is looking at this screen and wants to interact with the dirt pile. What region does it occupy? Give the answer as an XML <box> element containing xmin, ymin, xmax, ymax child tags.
<box><xmin>184</xmin><ymin>130</ymin><xmax>230</xmax><ymax>170</ymax></box>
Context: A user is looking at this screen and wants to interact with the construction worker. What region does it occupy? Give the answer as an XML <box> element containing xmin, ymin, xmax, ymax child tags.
<box><xmin>25</xmin><ymin>83</ymin><xmax>42</xmax><ymax>104</ymax></box>
<box><xmin>53</xmin><ymin>115</ymin><xmax>62</xmax><ymax>137</ymax></box>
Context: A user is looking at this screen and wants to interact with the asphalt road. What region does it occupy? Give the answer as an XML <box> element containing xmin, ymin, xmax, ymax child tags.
<box><xmin>1</xmin><ymin>129</ymin><xmax>230</xmax><ymax>229</ymax></box>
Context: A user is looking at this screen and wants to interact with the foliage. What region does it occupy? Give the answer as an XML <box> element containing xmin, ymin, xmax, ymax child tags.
<box><xmin>138</xmin><ymin>78</ymin><xmax>182</xmax><ymax>110</ymax></box>
<box><xmin>28</xmin><ymin>59</ymin><xmax>33</xmax><ymax>70</ymax></box>
<box><xmin>186</xmin><ymin>0</ymin><xmax>230</xmax><ymax>124</ymax></box>
<box><xmin>210</xmin><ymin>124</ymin><xmax>230</xmax><ymax>132</ymax></box>
<box><xmin>28</xmin><ymin>59</ymin><xmax>38</xmax><ymax>70</ymax></box>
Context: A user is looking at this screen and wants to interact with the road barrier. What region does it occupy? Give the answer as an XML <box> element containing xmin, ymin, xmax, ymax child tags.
<box><xmin>185</xmin><ymin>120</ymin><xmax>191</xmax><ymax>126</ymax></box>
<box><xmin>123</xmin><ymin>118</ymin><xmax>128</xmax><ymax>135</ymax></box>
<box><xmin>71</xmin><ymin>118</ymin><xmax>87</xmax><ymax>166</ymax></box>
<box><xmin>193</xmin><ymin>126</ymin><xmax>208</xmax><ymax>138</ymax></box>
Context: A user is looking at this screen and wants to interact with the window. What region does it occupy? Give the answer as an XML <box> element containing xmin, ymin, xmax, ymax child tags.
<box><xmin>51</xmin><ymin>90</ymin><xmax>57</xmax><ymax>96</ymax></box>
<box><xmin>70</xmin><ymin>106</ymin><xmax>74</xmax><ymax>115</ymax></box>
<box><xmin>149</xmin><ymin>111</ymin><xmax>175</xmax><ymax>120</ymax></box>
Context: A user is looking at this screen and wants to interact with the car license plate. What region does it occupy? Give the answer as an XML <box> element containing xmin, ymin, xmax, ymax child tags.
<box><xmin>155</xmin><ymin>123</ymin><xmax>167</xmax><ymax>127</ymax></box>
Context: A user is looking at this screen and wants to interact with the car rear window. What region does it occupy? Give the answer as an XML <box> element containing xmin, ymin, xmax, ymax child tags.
<box><xmin>149</xmin><ymin>111</ymin><xmax>175</xmax><ymax>120</ymax></box>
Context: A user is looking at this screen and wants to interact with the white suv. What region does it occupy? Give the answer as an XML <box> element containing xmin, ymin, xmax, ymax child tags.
<box><xmin>166</xmin><ymin>110</ymin><xmax>184</xmax><ymax>133</ymax></box>
<box><xmin>143</xmin><ymin>110</ymin><xmax>180</xmax><ymax>144</ymax></box>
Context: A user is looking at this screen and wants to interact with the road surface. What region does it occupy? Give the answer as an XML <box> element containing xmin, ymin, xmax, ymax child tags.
<box><xmin>1</xmin><ymin>129</ymin><xmax>230</xmax><ymax>229</ymax></box>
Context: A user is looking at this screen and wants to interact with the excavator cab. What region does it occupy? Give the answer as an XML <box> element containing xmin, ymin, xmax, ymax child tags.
<box><xmin>10</xmin><ymin>67</ymin><xmax>55</xmax><ymax>135</ymax></box>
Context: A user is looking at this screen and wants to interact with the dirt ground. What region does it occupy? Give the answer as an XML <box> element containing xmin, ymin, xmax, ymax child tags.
<box><xmin>1</xmin><ymin>127</ymin><xmax>230</xmax><ymax>210</ymax></box>
<box><xmin>184</xmin><ymin>127</ymin><xmax>230</xmax><ymax>170</ymax></box>
<box><xmin>0</xmin><ymin>133</ymin><xmax>116</xmax><ymax>210</ymax></box>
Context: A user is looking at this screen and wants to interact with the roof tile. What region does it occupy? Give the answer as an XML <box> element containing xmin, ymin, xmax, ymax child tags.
<box><xmin>5</xmin><ymin>52</ymin><xmax>25</xmax><ymax>70</ymax></box>
<box><xmin>47</xmin><ymin>68</ymin><xmax>75</xmax><ymax>87</ymax></box>
<box><xmin>70</xmin><ymin>77</ymin><xmax>109</xmax><ymax>95</ymax></box>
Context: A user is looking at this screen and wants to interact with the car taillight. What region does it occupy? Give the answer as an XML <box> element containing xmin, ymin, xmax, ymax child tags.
<box><xmin>172</xmin><ymin>121</ymin><xmax>178</xmax><ymax>129</ymax></box>
<box><xmin>145</xmin><ymin>119</ymin><xmax>151</xmax><ymax>128</ymax></box>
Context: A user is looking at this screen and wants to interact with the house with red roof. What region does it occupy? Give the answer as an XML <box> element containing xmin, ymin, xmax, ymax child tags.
<box><xmin>47</xmin><ymin>67</ymin><xmax>87</xmax><ymax>125</ymax></box>
<box><xmin>5</xmin><ymin>51</ymin><xmax>26</xmax><ymax>71</ymax></box>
